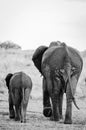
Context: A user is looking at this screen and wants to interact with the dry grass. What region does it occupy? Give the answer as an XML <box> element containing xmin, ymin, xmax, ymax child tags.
<box><xmin>0</xmin><ymin>49</ymin><xmax>42</xmax><ymax>99</ymax></box>
<box><xmin>0</xmin><ymin>48</ymin><xmax>85</xmax><ymax>99</ymax></box>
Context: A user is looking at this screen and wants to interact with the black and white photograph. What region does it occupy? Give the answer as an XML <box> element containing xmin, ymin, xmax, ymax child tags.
<box><xmin>0</xmin><ymin>0</ymin><xmax>86</xmax><ymax>129</ymax></box>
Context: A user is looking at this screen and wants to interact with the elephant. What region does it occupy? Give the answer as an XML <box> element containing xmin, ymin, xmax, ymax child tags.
<box><xmin>32</xmin><ymin>41</ymin><xmax>83</xmax><ymax>124</ymax></box>
<box><xmin>5</xmin><ymin>71</ymin><xmax>32</xmax><ymax>123</ymax></box>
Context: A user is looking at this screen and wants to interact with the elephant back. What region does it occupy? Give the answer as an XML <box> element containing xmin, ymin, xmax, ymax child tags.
<box><xmin>10</xmin><ymin>72</ymin><xmax>32</xmax><ymax>90</ymax></box>
<box><xmin>42</xmin><ymin>46</ymin><xmax>68</xmax><ymax>71</ymax></box>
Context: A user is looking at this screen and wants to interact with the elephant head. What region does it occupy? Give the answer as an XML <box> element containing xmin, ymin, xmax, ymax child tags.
<box><xmin>32</xmin><ymin>42</ymin><xmax>83</xmax><ymax>124</ymax></box>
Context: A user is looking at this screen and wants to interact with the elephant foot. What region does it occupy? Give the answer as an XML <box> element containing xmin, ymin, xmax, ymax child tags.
<box><xmin>64</xmin><ymin>119</ymin><xmax>72</xmax><ymax>124</ymax></box>
<box><xmin>15</xmin><ymin>116</ymin><xmax>20</xmax><ymax>121</ymax></box>
<box><xmin>21</xmin><ymin>119</ymin><xmax>26</xmax><ymax>123</ymax></box>
<box><xmin>43</xmin><ymin>107</ymin><xmax>52</xmax><ymax>117</ymax></box>
<box><xmin>64</xmin><ymin>115</ymin><xmax>72</xmax><ymax>124</ymax></box>
<box><xmin>50</xmin><ymin>115</ymin><xmax>59</xmax><ymax>121</ymax></box>
<box><xmin>9</xmin><ymin>109</ymin><xmax>15</xmax><ymax>119</ymax></box>
<box><xmin>58</xmin><ymin>119</ymin><xmax>64</xmax><ymax>123</ymax></box>
<box><xmin>59</xmin><ymin>115</ymin><xmax>63</xmax><ymax>120</ymax></box>
<box><xmin>10</xmin><ymin>114</ymin><xmax>15</xmax><ymax>119</ymax></box>
<box><xmin>64</xmin><ymin>113</ymin><xmax>72</xmax><ymax>124</ymax></box>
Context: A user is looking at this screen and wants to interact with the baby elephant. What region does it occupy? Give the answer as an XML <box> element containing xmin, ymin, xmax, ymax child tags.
<box><xmin>5</xmin><ymin>71</ymin><xmax>32</xmax><ymax>123</ymax></box>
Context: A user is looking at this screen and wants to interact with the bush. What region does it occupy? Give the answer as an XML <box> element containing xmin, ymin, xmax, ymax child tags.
<box><xmin>0</xmin><ymin>41</ymin><xmax>21</xmax><ymax>49</ymax></box>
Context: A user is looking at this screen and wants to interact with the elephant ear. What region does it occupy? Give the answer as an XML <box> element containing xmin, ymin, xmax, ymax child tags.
<box><xmin>5</xmin><ymin>73</ymin><xmax>13</xmax><ymax>90</ymax></box>
<box><xmin>32</xmin><ymin>46</ymin><xmax>48</xmax><ymax>74</ymax></box>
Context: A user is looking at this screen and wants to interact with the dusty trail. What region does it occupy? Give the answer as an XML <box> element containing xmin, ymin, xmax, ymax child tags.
<box><xmin>0</xmin><ymin>91</ymin><xmax>86</xmax><ymax>130</ymax></box>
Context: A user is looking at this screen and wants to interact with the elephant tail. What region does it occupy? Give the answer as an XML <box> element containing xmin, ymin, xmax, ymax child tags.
<box><xmin>22</xmin><ymin>87</ymin><xmax>25</xmax><ymax>105</ymax></box>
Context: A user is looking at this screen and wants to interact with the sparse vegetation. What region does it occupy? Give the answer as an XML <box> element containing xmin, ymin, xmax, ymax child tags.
<box><xmin>0</xmin><ymin>49</ymin><xmax>42</xmax><ymax>99</ymax></box>
<box><xmin>0</xmin><ymin>48</ymin><xmax>85</xmax><ymax>99</ymax></box>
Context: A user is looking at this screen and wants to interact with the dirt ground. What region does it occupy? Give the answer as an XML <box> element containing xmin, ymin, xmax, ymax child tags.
<box><xmin>0</xmin><ymin>90</ymin><xmax>86</xmax><ymax>130</ymax></box>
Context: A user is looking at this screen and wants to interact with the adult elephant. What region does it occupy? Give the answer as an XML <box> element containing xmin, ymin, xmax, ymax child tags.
<box><xmin>32</xmin><ymin>41</ymin><xmax>83</xmax><ymax>124</ymax></box>
<box><xmin>5</xmin><ymin>71</ymin><xmax>32</xmax><ymax>123</ymax></box>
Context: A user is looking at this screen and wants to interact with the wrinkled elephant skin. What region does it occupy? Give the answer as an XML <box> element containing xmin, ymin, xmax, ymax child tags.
<box><xmin>32</xmin><ymin>42</ymin><xmax>83</xmax><ymax>124</ymax></box>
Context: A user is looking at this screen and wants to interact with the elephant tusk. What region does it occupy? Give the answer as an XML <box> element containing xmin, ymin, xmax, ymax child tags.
<box><xmin>72</xmin><ymin>97</ymin><xmax>80</xmax><ymax>110</ymax></box>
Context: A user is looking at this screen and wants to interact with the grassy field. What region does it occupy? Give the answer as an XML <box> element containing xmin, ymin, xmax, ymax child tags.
<box><xmin>0</xmin><ymin>48</ymin><xmax>85</xmax><ymax>99</ymax></box>
<box><xmin>0</xmin><ymin>49</ymin><xmax>43</xmax><ymax>99</ymax></box>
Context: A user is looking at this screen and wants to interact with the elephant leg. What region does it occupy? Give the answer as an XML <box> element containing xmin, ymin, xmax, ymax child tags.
<box><xmin>21</xmin><ymin>88</ymin><xmax>31</xmax><ymax>123</ymax></box>
<box><xmin>64</xmin><ymin>99</ymin><xmax>72</xmax><ymax>124</ymax></box>
<box><xmin>51</xmin><ymin>95</ymin><xmax>59</xmax><ymax>121</ymax></box>
<box><xmin>43</xmin><ymin>77</ymin><xmax>52</xmax><ymax>117</ymax></box>
<box><xmin>11</xmin><ymin>88</ymin><xmax>21</xmax><ymax>121</ymax></box>
<box><xmin>15</xmin><ymin>105</ymin><xmax>20</xmax><ymax>121</ymax></box>
<box><xmin>50</xmin><ymin>79</ymin><xmax>60</xmax><ymax>121</ymax></box>
<box><xmin>64</xmin><ymin>81</ymin><xmax>72</xmax><ymax>124</ymax></box>
<box><xmin>64</xmin><ymin>73</ymin><xmax>79</xmax><ymax>124</ymax></box>
<box><xmin>21</xmin><ymin>103</ymin><xmax>27</xmax><ymax>123</ymax></box>
<box><xmin>59</xmin><ymin>91</ymin><xmax>64</xmax><ymax>120</ymax></box>
<box><xmin>9</xmin><ymin>93</ymin><xmax>15</xmax><ymax>119</ymax></box>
